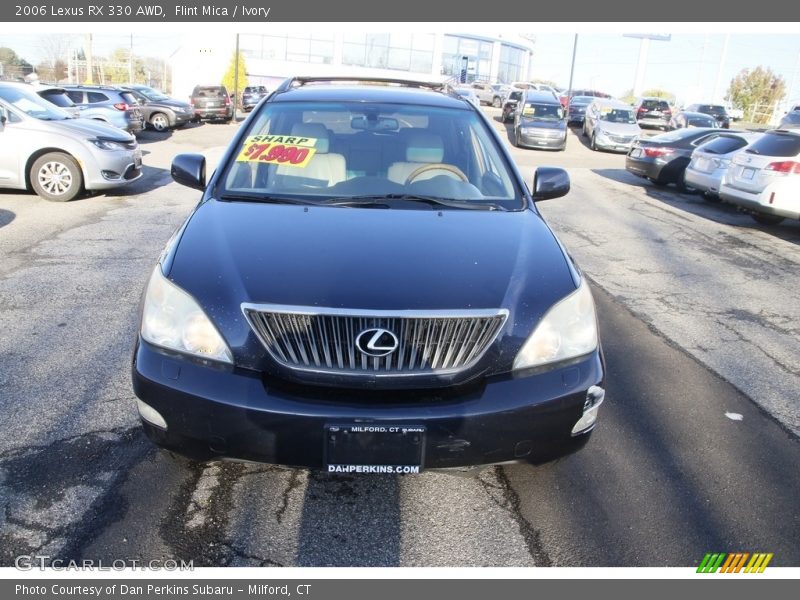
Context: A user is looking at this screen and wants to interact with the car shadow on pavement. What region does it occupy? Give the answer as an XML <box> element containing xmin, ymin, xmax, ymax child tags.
<box><xmin>591</xmin><ymin>168</ymin><xmax>800</xmax><ymax>243</ymax></box>
<box><xmin>97</xmin><ymin>164</ymin><xmax>174</xmax><ymax>198</ymax></box>
<box><xmin>0</xmin><ymin>207</ymin><xmax>16</xmax><ymax>228</ymax></box>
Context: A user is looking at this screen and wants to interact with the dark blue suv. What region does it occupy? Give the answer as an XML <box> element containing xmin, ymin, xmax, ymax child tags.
<box><xmin>132</xmin><ymin>76</ymin><xmax>605</xmax><ymax>472</ymax></box>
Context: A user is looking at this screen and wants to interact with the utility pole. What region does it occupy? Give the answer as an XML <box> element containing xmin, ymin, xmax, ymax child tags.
<box><xmin>233</xmin><ymin>33</ymin><xmax>240</xmax><ymax>121</ymax></box>
<box><xmin>129</xmin><ymin>34</ymin><xmax>134</xmax><ymax>83</ymax></box>
<box><xmin>712</xmin><ymin>33</ymin><xmax>730</xmax><ymax>103</ymax></box>
<box><xmin>623</xmin><ymin>34</ymin><xmax>671</xmax><ymax>97</ymax></box>
<box><xmin>564</xmin><ymin>34</ymin><xmax>578</xmax><ymax>149</ymax></box>
<box><xmin>85</xmin><ymin>33</ymin><xmax>93</xmax><ymax>84</ymax></box>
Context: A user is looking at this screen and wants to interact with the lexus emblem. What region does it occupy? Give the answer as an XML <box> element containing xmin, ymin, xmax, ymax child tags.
<box><xmin>355</xmin><ymin>328</ymin><xmax>399</xmax><ymax>357</ymax></box>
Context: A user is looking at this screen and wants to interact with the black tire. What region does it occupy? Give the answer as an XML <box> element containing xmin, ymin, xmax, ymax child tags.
<box><xmin>513</xmin><ymin>128</ymin><xmax>519</xmax><ymax>147</ymax></box>
<box><xmin>30</xmin><ymin>152</ymin><xmax>83</xmax><ymax>202</ymax></box>
<box><xmin>751</xmin><ymin>213</ymin><xmax>785</xmax><ymax>226</ymax></box>
<box><xmin>492</xmin><ymin>96</ymin><xmax>502</xmax><ymax>108</ymax></box>
<box><xmin>702</xmin><ymin>192</ymin><xmax>722</xmax><ymax>203</ymax></box>
<box><xmin>582</xmin><ymin>123</ymin><xmax>588</xmax><ymax>138</ymax></box>
<box><xmin>648</xmin><ymin>177</ymin><xmax>669</xmax><ymax>187</ymax></box>
<box><xmin>590</xmin><ymin>133</ymin><xmax>597</xmax><ymax>151</ymax></box>
<box><xmin>149</xmin><ymin>112</ymin><xmax>170</xmax><ymax>132</ymax></box>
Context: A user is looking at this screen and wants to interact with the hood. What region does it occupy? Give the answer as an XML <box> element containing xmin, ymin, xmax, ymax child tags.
<box><xmin>168</xmin><ymin>200</ymin><xmax>578</xmax><ymax>370</ymax></box>
<box><xmin>597</xmin><ymin>121</ymin><xmax>640</xmax><ymax>136</ymax></box>
<box><xmin>43</xmin><ymin>117</ymin><xmax>134</xmax><ymax>142</ymax></box>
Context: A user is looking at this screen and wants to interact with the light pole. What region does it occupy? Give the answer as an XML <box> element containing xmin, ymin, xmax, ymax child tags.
<box><xmin>564</xmin><ymin>34</ymin><xmax>578</xmax><ymax>149</ymax></box>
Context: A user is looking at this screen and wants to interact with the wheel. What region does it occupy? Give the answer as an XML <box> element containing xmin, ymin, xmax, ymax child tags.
<box><xmin>702</xmin><ymin>192</ymin><xmax>722</xmax><ymax>203</ymax></box>
<box><xmin>751</xmin><ymin>213</ymin><xmax>785</xmax><ymax>225</ymax></box>
<box><xmin>590</xmin><ymin>133</ymin><xmax>597</xmax><ymax>151</ymax></box>
<box><xmin>513</xmin><ymin>128</ymin><xmax>520</xmax><ymax>147</ymax></box>
<box><xmin>492</xmin><ymin>96</ymin><xmax>502</xmax><ymax>108</ymax></box>
<box><xmin>582</xmin><ymin>123</ymin><xmax>588</xmax><ymax>138</ymax></box>
<box><xmin>404</xmin><ymin>163</ymin><xmax>469</xmax><ymax>185</ymax></box>
<box><xmin>149</xmin><ymin>112</ymin><xmax>170</xmax><ymax>132</ymax></box>
<box><xmin>648</xmin><ymin>177</ymin><xmax>668</xmax><ymax>187</ymax></box>
<box><xmin>30</xmin><ymin>152</ymin><xmax>83</xmax><ymax>202</ymax></box>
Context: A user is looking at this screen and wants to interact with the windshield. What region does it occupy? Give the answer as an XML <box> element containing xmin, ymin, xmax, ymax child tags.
<box><xmin>520</xmin><ymin>102</ymin><xmax>564</xmax><ymax>120</ymax></box>
<box><xmin>137</xmin><ymin>86</ymin><xmax>170</xmax><ymax>101</ymax></box>
<box><xmin>0</xmin><ymin>86</ymin><xmax>71</xmax><ymax>121</ymax></box>
<box><xmin>219</xmin><ymin>100</ymin><xmax>522</xmax><ymax>209</ymax></box>
<box><xmin>600</xmin><ymin>108</ymin><xmax>637</xmax><ymax>124</ymax></box>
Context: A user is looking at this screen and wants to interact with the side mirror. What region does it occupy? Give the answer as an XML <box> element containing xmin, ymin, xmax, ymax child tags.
<box><xmin>532</xmin><ymin>167</ymin><xmax>570</xmax><ymax>202</ymax></box>
<box><xmin>0</xmin><ymin>106</ymin><xmax>7</xmax><ymax>131</ymax></box>
<box><xmin>171</xmin><ymin>153</ymin><xmax>206</xmax><ymax>190</ymax></box>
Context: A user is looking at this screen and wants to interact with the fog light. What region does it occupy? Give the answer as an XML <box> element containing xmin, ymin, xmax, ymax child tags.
<box><xmin>136</xmin><ymin>399</ymin><xmax>167</xmax><ymax>430</ymax></box>
<box><xmin>101</xmin><ymin>170</ymin><xmax>121</xmax><ymax>180</ymax></box>
<box><xmin>571</xmin><ymin>385</ymin><xmax>605</xmax><ymax>436</ymax></box>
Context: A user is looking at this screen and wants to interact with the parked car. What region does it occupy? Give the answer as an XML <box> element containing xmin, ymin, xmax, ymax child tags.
<box><xmin>633</xmin><ymin>97</ymin><xmax>672</xmax><ymax>130</ymax></box>
<box><xmin>684</xmin><ymin>131</ymin><xmax>762</xmax><ymax>200</ymax></box>
<box><xmin>684</xmin><ymin>103</ymin><xmax>731</xmax><ymax>129</ymax></box>
<box><xmin>0</xmin><ymin>82</ymin><xmax>142</xmax><ymax>202</ymax></box>
<box><xmin>489</xmin><ymin>84</ymin><xmax>511</xmax><ymax>108</ymax></box>
<box><xmin>242</xmin><ymin>85</ymin><xmax>268</xmax><ymax>112</ymax></box>
<box><xmin>501</xmin><ymin>89</ymin><xmax>523</xmax><ymax>123</ymax></box>
<box><xmin>778</xmin><ymin>110</ymin><xmax>800</xmax><ymax>130</ymax></box>
<box><xmin>669</xmin><ymin>111</ymin><xmax>719</xmax><ymax>130</ymax></box>
<box><xmin>582</xmin><ymin>99</ymin><xmax>641</xmax><ymax>152</ymax></box>
<box><xmin>34</xmin><ymin>86</ymin><xmax>81</xmax><ymax>118</ymax></box>
<box><xmin>122</xmin><ymin>84</ymin><xmax>194</xmax><ymax>132</ymax></box>
<box><xmin>719</xmin><ymin>129</ymin><xmax>800</xmax><ymax>225</ymax></box>
<box><xmin>626</xmin><ymin>127</ymin><xmax>723</xmax><ymax>191</ymax></box>
<box><xmin>454</xmin><ymin>87</ymin><xmax>482</xmax><ymax>108</ymax></box>
<box><xmin>567</xmin><ymin>95</ymin><xmax>593</xmax><ymax>125</ymax></box>
<box><xmin>467</xmin><ymin>81</ymin><xmax>496</xmax><ymax>106</ymax></box>
<box><xmin>132</xmin><ymin>76</ymin><xmax>605</xmax><ymax>471</ymax></box>
<box><xmin>62</xmin><ymin>84</ymin><xmax>144</xmax><ymax>134</ymax></box>
<box><xmin>190</xmin><ymin>85</ymin><xmax>234</xmax><ymax>122</ymax></box>
<box><xmin>559</xmin><ymin>89</ymin><xmax>611</xmax><ymax>108</ymax></box>
<box><xmin>513</xmin><ymin>90</ymin><xmax>567</xmax><ymax>151</ymax></box>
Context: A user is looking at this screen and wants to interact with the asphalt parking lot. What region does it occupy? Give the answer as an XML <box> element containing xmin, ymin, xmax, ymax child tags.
<box><xmin>1</xmin><ymin>109</ymin><xmax>799</xmax><ymax>567</ymax></box>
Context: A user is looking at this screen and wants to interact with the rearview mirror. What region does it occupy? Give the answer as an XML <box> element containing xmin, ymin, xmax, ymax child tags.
<box><xmin>532</xmin><ymin>167</ymin><xmax>570</xmax><ymax>201</ymax></box>
<box><xmin>171</xmin><ymin>153</ymin><xmax>206</xmax><ymax>190</ymax></box>
<box><xmin>351</xmin><ymin>116</ymin><xmax>399</xmax><ymax>131</ymax></box>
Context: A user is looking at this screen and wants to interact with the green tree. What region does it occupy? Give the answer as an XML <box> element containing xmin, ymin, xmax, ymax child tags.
<box><xmin>222</xmin><ymin>51</ymin><xmax>248</xmax><ymax>106</ymax></box>
<box><xmin>726</xmin><ymin>66</ymin><xmax>786</xmax><ymax>125</ymax></box>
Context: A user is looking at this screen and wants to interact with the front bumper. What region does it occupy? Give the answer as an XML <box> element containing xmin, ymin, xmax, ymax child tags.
<box><xmin>132</xmin><ymin>340</ymin><xmax>605</xmax><ymax>469</ymax></box>
<box><xmin>594</xmin><ymin>136</ymin><xmax>636</xmax><ymax>153</ymax></box>
<box><xmin>82</xmin><ymin>147</ymin><xmax>143</xmax><ymax>190</ymax></box>
<box><xmin>517</xmin><ymin>130</ymin><xmax>566</xmax><ymax>150</ymax></box>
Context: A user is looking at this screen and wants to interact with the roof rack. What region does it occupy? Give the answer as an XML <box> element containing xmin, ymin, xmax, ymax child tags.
<box><xmin>274</xmin><ymin>76</ymin><xmax>452</xmax><ymax>94</ymax></box>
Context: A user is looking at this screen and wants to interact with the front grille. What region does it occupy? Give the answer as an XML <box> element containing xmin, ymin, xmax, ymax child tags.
<box><xmin>243</xmin><ymin>305</ymin><xmax>508</xmax><ymax>376</ymax></box>
<box><xmin>608</xmin><ymin>134</ymin><xmax>635</xmax><ymax>144</ymax></box>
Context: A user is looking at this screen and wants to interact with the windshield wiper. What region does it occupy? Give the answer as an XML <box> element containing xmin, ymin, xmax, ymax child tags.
<box><xmin>218</xmin><ymin>193</ymin><xmax>326</xmax><ymax>206</ymax></box>
<box><xmin>325</xmin><ymin>194</ymin><xmax>507</xmax><ymax>211</ymax></box>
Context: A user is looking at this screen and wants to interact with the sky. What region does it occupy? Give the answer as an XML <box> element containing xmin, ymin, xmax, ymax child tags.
<box><xmin>2</xmin><ymin>29</ymin><xmax>799</xmax><ymax>107</ymax></box>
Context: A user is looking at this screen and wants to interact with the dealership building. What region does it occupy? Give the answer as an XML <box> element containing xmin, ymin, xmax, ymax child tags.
<box><xmin>169</xmin><ymin>32</ymin><xmax>535</xmax><ymax>99</ymax></box>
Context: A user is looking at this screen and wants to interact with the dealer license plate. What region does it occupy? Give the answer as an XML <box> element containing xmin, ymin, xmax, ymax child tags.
<box><xmin>325</xmin><ymin>424</ymin><xmax>425</xmax><ymax>474</ymax></box>
<box><xmin>741</xmin><ymin>167</ymin><xmax>756</xmax><ymax>180</ymax></box>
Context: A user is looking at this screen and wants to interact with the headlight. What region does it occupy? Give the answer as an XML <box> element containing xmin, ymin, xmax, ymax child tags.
<box><xmin>140</xmin><ymin>267</ymin><xmax>233</xmax><ymax>363</ymax></box>
<box><xmin>90</xmin><ymin>138</ymin><xmax>127</xmax><ymax>150</ymax></box>
<box><xmin>513</xmin><ymin>279</ymin><xmax>598</xmax><ymax>371</ymax></box>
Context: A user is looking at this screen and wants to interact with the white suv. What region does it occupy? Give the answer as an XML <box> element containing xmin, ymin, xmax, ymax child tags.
<box><xmin>719</xmin><ymin>130</ymin><xmax>800</xmax><ymax>225</ymax></box>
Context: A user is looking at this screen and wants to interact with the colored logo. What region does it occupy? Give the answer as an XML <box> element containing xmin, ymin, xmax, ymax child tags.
<box><xmin>697</xmin><ymin>552</ymin><xmax>773</xmax><ymax>573</ymax></box>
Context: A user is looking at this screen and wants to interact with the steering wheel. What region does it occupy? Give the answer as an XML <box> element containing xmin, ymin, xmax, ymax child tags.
<box><xmin>405</xmin><ymin>163</ymin><xmax>469</xmax><ymax>185</ymax></box>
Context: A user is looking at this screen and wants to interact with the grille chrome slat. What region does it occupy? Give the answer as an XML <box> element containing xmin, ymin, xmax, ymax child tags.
<box><xmin>243</xmin><ymin>305</ymin><xmax>508</xmax><ymax>377</ymax></box>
